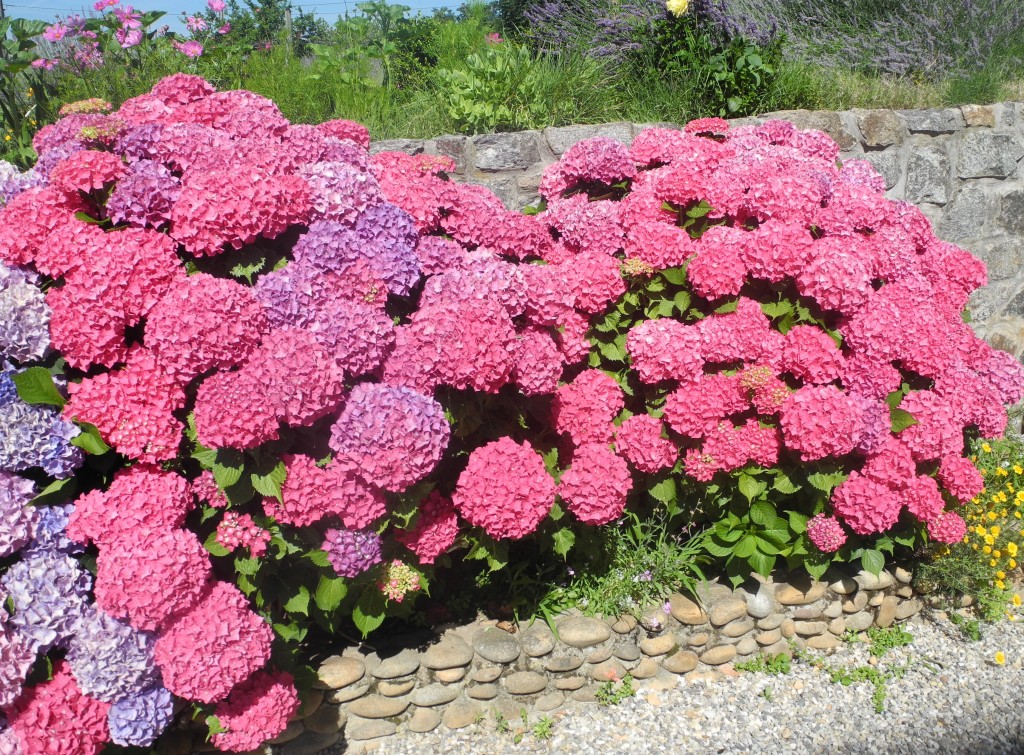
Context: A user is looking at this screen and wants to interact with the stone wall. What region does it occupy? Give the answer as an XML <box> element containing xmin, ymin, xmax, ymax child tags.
<box><xmin>248</xmin><ymin>568</ymin><xmax>924</xmax><ymax>754</ymax></box>
<box><xmin>370</xmin><ymin>102</ymin><xmax>1024</xmax><ymax>354</ymax></box>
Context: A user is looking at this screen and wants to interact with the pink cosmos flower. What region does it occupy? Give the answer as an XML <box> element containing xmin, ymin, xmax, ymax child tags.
<box><xmin>93</xmin><ymin>0</ymin><xmax>119</xmax><ymax>9</ymax></box>
<box><xmin>114</xmin><ymin>5</ymin><xmax>142</xmax><ymax>28</ymax></box>
<box><xmin>486</xmin><ymin>32</ymin><xmax>503</xmax><ymax>44</ymax></box>
<box><xmin>31</xmin><ymin>59</ymin><xmax>57</xmax><ymax>70</ymax></box>
<box><xmin>174</xmin><ymin>40</ymin><xmax>204</xmax><ymax>58</ymax></box>
<box><xmin>218</xmin><ymin>22</ymin><xmax>231</xmax><ymax>34</ymax></box>
<box><xmin>185</xmin><ymin>15</ymin><xmax>208</xmax><ymax>32</ymax></box>
<box><xmin>208</xmin><ymin>0</ymin><xmax>227</xmax><ymax>11</ymax></box>
<box><xmin>42</xmin><ymin>23</ymin><xmax>70</xmax><ymax>42</ymax></box>
<box><xmin>116</xmin><ymin>27</ymin><xmax>143</xmax><ymax>48</ymax></box>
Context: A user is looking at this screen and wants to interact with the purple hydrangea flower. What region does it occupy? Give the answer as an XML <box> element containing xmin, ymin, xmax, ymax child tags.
<box><xmin>26</xmin><ymin>503</ymin><xmax>81</xmax><ymax>557</ymax></box>
<box><xmin>329</xmin><ymin>383</ymin><xmax>450</xmax><ymax>492</ymax></box>
<box><xmin>0</xmin><ymin>620</ymin><xmax>37</xmax><ymax>707</ymax></box>
<box><xmin>34</xmin><ymin>141</ymin><xmax>87</xmax><ymax>179</ymax></box>
<box><xmin>0</xmin><ymin>401</ymin><xmax>83</xmax><ymax>478</ymax></box>
<box><xmin>105</xmin><ymin>159</ymin><xmax>181</xmax><ymax>230</ymax></box>
<box><xmin>0</xmin><ymin>163</ymin><xmax>43</xmax><ymax>206</ymax></box>
<box><xmin>293</xmin><ymin>213</ymin><xmax>421</xmax><ymax>297</ymax></box>
<box><xmin>67</xmin><ymin>608</ymin><xmax>158</xmax><ymax>703</ymax></box>
<box><xmin>0</xmin><ymin>723</ymin><xmax>20</xmax><ymax>755</ymax></box>
<box><xmin>418</xmin><ymin>252</ymin><xmax>528</xmax><ymax>319</ymax></box>
<box><xmin>310</xmin><ymin>296</ymin><xmax>395</xmax><ymax>377</ymax></box>
<box><xmin>0</xmin><ymin>472</ymin><xmax>37</xmax><ymax>558</ymax></box>
<box><xmin>0</xmin><ymin>265</ymin><xmax>51</xmax><ymax>362</ymax></box>
<box><xmin>322</xmin><ymin>528</ymin><xmax>383</xmax><ymax>578</ymax></box>
<box><xmin>299</xmin><ymin>160</ymin><xmax>382</xmax><ymax>225</ymax></box>
<box><xmin>0</xmin><ymin>372</ymin><xmax>16</xmax><ymax>406</ymax></box>
<box><xmin>0</xmin><ymin>548</ymin><xmax>92</xmax><ymax>653</ymax></box>
<box><xmin>108</xmin><ymin>686</ymin><xmax>175</xmax><ymax>747</ymax></box>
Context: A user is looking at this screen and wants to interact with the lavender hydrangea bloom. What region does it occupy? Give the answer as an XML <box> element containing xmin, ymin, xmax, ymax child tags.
<box><xmin>0</xmin><ymin>549</ymin><xmax>92</xmax><ymax>653</ymax></box>
<box><xmin>0</xmin><ymin>373</ymin><xmax>14</xmax><ymax>407</ymax></box>
<box><xmin>293</xmin><ymin>214</ymin><xmax>421</xmax><ymax>297</ymax></box>
<box><xmin>115</xmin><ymin>123</ymin><xmax>164</xmax><ymax>164</ymax></box>
<box><xmin>352</xmin><ymin>203</ymin><xmax>421</xmax><ymax>295</ymax></box>
<box><xmin>108</xmin><ymin>686</ymin><xmax>175</xmax><ymax>747</ymax></box>
<box><xmin>0</xmin><ymin>472</ymin><xmax>38</xmax><ymax>558</ymax></box>
<box><xmin>309</xmin><ymin>296</ymin><xmax>395</xmax><ymax>377</ymax></box>
<box><xmin>26</xmin><ymin>503</ymin><xmax>82</xmax><ymax>557</ymax></box>
<box><xmin>106</xmin><ymin>159</ymin><xmax>181</xmax><ymax>230</ymax></box>
<box><xmin>299</xmin><ymin>160</ymin><xmax>382</xmax><ymax>224</ymax></box>
<box><xmin>253</xmin><ymin>261</ymin><xmax>328</xmax><ymax>329</ymax></box>
<box><xmin>67</xmin><ymin>608</ymin><xmax>159</xmax><ymax>703</ymax></box>
<box><xmin>419</xmin><ymin>253</ymin><xmax>528</xmax><ymax>319</ymax></box>
<box><xmin>0</xmin><ymin>401</ymin><xmax>83</xmax><ymax>478</ymax></box>
<box><xmin>0</xmin><ymin>723</ymin><xmax>19</xmax><ymax>755</ymax></box>
<box><xmin>323</xmin><ymin>528</ymin><xmax>382</xmax><ymax>578</ymax></box>
<box><xmin>0</xmin><ymin>163</ymin><xmax>43</xmax><ymax>207</ymax></box>
<box><xmin>34</xmin><ymin>141</ymin><xmax>86</xmax><ymax>179</ymax></box>
<box><xmin>0</xmin><ymin>620</ymin><xmax>37</xmax><ymax>707</ymax></box>
<box><xmin>329</xmin><ymin>383</ymin><xmax>450</xmax><ymax>491</ymax></box>
<box><xmin>0</xmin><ymin>267</ymin><xmax>52</xmax><ymax>362</ymax></box>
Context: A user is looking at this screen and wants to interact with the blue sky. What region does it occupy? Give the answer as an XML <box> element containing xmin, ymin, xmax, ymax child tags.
<box><xmin>3</xmin><ymin>0</ymin><xmax>460</xmax><ymax>33</ymax></box>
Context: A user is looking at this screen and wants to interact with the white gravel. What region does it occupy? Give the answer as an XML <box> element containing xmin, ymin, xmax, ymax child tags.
<box><xmin>368</xmin><ymin>608</ymin><xmax>1024</xmax><ymax>755</ymax></box>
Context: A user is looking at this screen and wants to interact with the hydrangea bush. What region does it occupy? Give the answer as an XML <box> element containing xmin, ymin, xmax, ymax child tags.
<box><xmin>0</xmin><ymin>74</ymin><xmax>1021</xmax><ymax>752</ymax></box>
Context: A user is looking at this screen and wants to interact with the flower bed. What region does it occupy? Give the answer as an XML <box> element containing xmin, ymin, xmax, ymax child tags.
<box><xmin>0</xmin><ymin>73</ymin><xmax>1022</xmax><ymax>753</ymax></box>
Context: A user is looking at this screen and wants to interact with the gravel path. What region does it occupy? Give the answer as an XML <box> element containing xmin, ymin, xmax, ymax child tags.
<box><xmin>362</xmin><ymin>609</ymin><xmax>1024</xmax><ymax>755</ymax></box>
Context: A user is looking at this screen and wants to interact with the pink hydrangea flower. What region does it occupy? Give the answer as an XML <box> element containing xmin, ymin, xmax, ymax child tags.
<box><xmin>779</xmin><ymin>385</ymin><xmax>865</xmax><ymax>461</ymax></box>
<box><xmin>554</xmin><ymin>369</ymin><xmax>625</xmax><ymax>445</ymax></box>
<box><xmin>830</xmin><ymin>471</ymin><xmax>903</xmax><ymax>535</ymax></box>
<box><xmin>272</xmin><ymin>454</ymin><xmax>385</xmax><ymax>530</ymax></box>
<box><xmin>211</xmin><ymin>671</ymin><xmax>299</xmax><ymax>751</ymax></box>
<box><xmin>927</xmin><ymin>511</ymin><xmax>967</xmax><ymax>544</ymax></box>
<box><xmin>806</xmin><ymin>514</ymin><xmax>847</xmax><ymax>552</ymax></box>
<box><xmin>559</xmin><ymin>443</ymin><xmax>632</xmax><ymax>525</ymax></box>
<box><xmin>154</xmin><ymin>581</ymin><xmax>273</xmax><ymax>704</ymax></box>
<box><xmin>614</xmin><ymin>414</ymin><xmax>678</xmax><ymax>473</ymax></box>
<box><xmin>452</xmin><ymin>437</ymin><xmax>555</xmax><ymax>540</ymax></box>
<box><xmin>394</xmin><ymin>491</ymin><xmax>459</xmax><ymax>565</ymax></box>
<box><xmin>7</xmin><ymin>662</ymin><xmax>110</xmax><ymax>755</ymax></box>
<box><xmin>938</xmin><ymin>455</ymin><xmax>984</xmax><ymax>503</ymax></box>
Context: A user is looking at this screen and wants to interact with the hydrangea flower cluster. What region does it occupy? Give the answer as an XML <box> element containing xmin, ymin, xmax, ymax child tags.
<box><xmin>1</xmin><ymin>72</ymin><xmax>1022</xmax><ymax>752</ymax></box>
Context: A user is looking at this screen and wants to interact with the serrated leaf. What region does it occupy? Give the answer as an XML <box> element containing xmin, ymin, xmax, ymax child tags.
<box><xmin>733</xmin><ymin>535</ymin><xmax>757</xmax><ymax>558</ymax></box>
<box><xmin>314</xmin><ymin>575</ymin><xmax>348</xmax><ymax>613</ymax></box>
<box><xmin>305</xmin><ymin>549</ymin><xmax>331</xmax><ymax>568</ymax></box>
<box><xmin>807</xmin><ymin>470</ymin><xmax>847</xmax><ymax>494</ymax></box>
<box><xmin>648</xmin><ymin>477</ymin><xmax>677</xmax><ymax>505</ymax></box>
<box><xmin>12</xmin><ymin>367</ymin><xmax>66</xmax><ymax>407</ymax></box>
<box><xmin>738</xmin><ymin>473</ymin><xmax>767</xmax><ymax>502</ymax></box>
<box><xmin>773</xmin><ymin>473</ymin><xmax>801</xmax><ymax>495</ymax></box>
<box><xmin>212</xmin><ymin>449</ymin><xmax>245</xmax><ymax>489</ymax></box>
<box><xmin>251</xmin><ymin>460</ymin><xmax>287</xmax><ymax>502</ymax></box>
<box><xmin>230</xmin><ymin>256</ymin><xmax>266</xmax><ymax>283</ymax></box>
<box><xmin>748</xmin><ymin>549</ymin><xmax>775</xmax><ymax>578</ymax></box>
<box><xmin>70</xmin><ymin>422</ymin><xmax>111</xmax><ymax>455</ymax></box>
<box><xmin>761</xmin><ymin>300</ymin><xmax>794</xmax><ymax>318</ymax></box>
<box><xmin>203</xmin><ymin>530</ymin><xmax>230</xmax><ymax>557</ymax></box>
<box><xmin>552</xmin><ymin>528</ymin><xmax>575</xmax><ymax>558</ymax></box>
<box><xmin>284</xmin><ymin>586</ymin><xmax>310</xmax><ymax>616</ymax></box>
<box><xmin>861</xmin><ymin>549</ymin><xmax>885</xmax><ymax>576</ymax></box>
<box><xmin>234</xmin><ymin>556</ymin><xmax>260</xmax><ymax>575</ymax></box>
<box><xmin>685</xmin><ymin>200</ymin><xmax>714</xmax><ymax>219</ymax></box>
<box><xmin>749</xmin><ymin>500</ymin><xmax>775</xmax><ymax>526</ymax></box>
<box><xmin>714</xmin><ymin>299</ymin><xmax>739</xmax><ymax>314</ymax></box>
<box><xmin>193</xmin><ymin>448</ymin><xmax>218</xmax><ymax>469</ymax></box>
<box><xmin>206</xmin><ymin>714</ymin><xmax>226</xmax><ymax>736</ymax></box>
<box><xmin>889</xmin><ymin>407</ymin><xmax>918</xmax><ymax>434</ymax></box>
<box><xmin>874</xmin><ymin>536</ymin><xmax>895</xmax><ymax>555</ymax></box>
<box><xmin>788</xmin><ymin>510</ymin><xmax>809</xmax><ymax>534</ymax></box>
<box><xmin>273</xmin><ymin>621</ymin><xmax>306</xmax><ymax>642</ymax></box>
<box><xmin>805</xmin><ymin>558</ymin><xmax>829</xmax><ymax>580</ymax></box>
<box><xmin>662</xmin><ymin>266</ymin><xmax>688</xmax><ymax>285</ymax></box>
<box><xmin>702</xmin><ymin>538</ymin><xmax>734</xmax><ymax>557</ymax></box>
<box><xmin>31</xmin><ymin>477</ymin><xmax>77</xmax><ymax>506</ymax></box>
<box><xmin>352</xmin><ymin>589</ymin><xmax>387</xmax><ymax>638</ymax></box>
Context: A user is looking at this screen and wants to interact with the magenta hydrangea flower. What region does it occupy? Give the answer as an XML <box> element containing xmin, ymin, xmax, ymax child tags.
<box><xmin>322</xmin><ymin>528</ymin><xmax>383</xmax><ymax>578</ymax></box>
<box><xmin>806</xmin><ymin>514</ymin><xmax>847</xmax><ymax>552</ymax></box>
<box><xmin>554</xmin><ymin>369</ymin><xmax>625</xmax><ymax>446</ymax></box>
<box><xmin>329</xmin><ymin>383</ymin><xmax>450</xmax><ymax>492</ymax></box>
<box><xmin>927</xmin><ymin>510</ymin><xmax>967</xmax><ymax>544</ymax></box>
<box><xmin>614</xmin><ymin>415</ymin><xmax>678</xmax><ymax>473</ymax></box>
<box><xmin>452</xmin><ymin>437</ymin><xmax>556</xmax><ymax>540</ymax></box>
<box><xmin>779</xmin><ymin>385</ymin><xmax>866</xmax><ymax>461</ymax></box>
<box><xmin>153</xmin><ymin>581</ymin><xmax>273</xmax><ymax>704</ymax></box>
<box><xmin>211</xmin><ymin>670</ymin><xmax>299</xmax><ymax>752</ymax></box>
<box><xmin>394</xmin><ymin>491</ymin><xmax>459</xmax><ymax>565</ymax></box>
<box><xmin>559</xmin><ymin>443</ymin><xmax>632</xmax><ymax>525</ymax></box>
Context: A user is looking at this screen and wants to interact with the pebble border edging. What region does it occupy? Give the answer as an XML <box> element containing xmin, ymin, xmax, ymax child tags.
<box><xmin>258</xmin><ymin>568</ymin><xmax>926</xmax><ymax>754</ymax></box>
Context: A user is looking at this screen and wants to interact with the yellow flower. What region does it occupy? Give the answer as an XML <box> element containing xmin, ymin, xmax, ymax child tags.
<box><xmin>990</xmin><ymin>558</ymin><xmax>998</xmax><ymax>567</ymax></box>
<box><xmin>1015</xmin><ymin>465</ymin><xmax>1023</xmax><ymax>475</ymax></box>
<box><xmin>665</xmin><ymin>0</ymin><xmax>689</xmax><ymax>15</ymax></box>
<box><xmin>983</xmin><ymin>443</ymin><xmax>992</xmax><ymax>453</ymax></box>
<box><xmin>1007</xmin><ymin>542</ymin><xmax>1018</xmax><ymax>556</ymax></box>
<box><xmin>972</xmin><ymin>543</ymin><xmax>980</xmax><ymax>550</ymax></box>
<box><xmin>1010</xmin><ymin>559</ymin><xmax>1018</xmax><ymax>569</ymax></box>
<box><xmin>1014</xmin><ymin>595</ymin><xmax>1022</xmax><ymax>607</ymax></box>
<box><xmin>985</xmin><ymin>535</ymin><xmax>995</xmax><ymax>545</ymax></box>
<box><xmin>989</xmin><ymin>511</ymin><xmax>998</xmax><ymax>521</ymax></box>
<box><xmin>984</xmin><ymin>546</ymin><xmax>993</xmax><ymax>554</ymax></box>
<box><xmin>996</xmin><ymin>651</ymin><xmax>1006</xmax><ymax>665</ymax></box>
<box><xmin>998</xmin><ymin>468</ymin><xmax>1010</xmax><ymax>477</ymax></box>
<box><xmin>1016</xmin><ymin>512</ymin><xmax>1022</xmax><ymax>519</ymax></box>
<box><xmin>994</xmin><ymin>550</ymin><xmax>1002</xmax><ymax>559</ymax></box>
<box><xmin>976</xmin><ymin>525</ymin><xmax>988</xmax><ymax>536</ymax></box>
<box><xmin>997</xmin><ymin>571</ymin><xmax>1006</xmax><ymax>579</ymax></box>
<box><xmin>996</xmin><ymin>579</ymin><xmax>1006</xmax><ymax>589</ymax></box>
<box><xmin>992</xmin><ymin>525</ymin><xmax>1002</xmax><ymax>537</ymax></box>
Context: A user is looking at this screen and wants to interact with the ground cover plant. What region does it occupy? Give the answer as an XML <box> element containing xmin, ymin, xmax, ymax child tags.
<box><xmin>1</xmin><ymin>69</ymin><xmax>1023</xmax><ymax>752</ymax></box>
